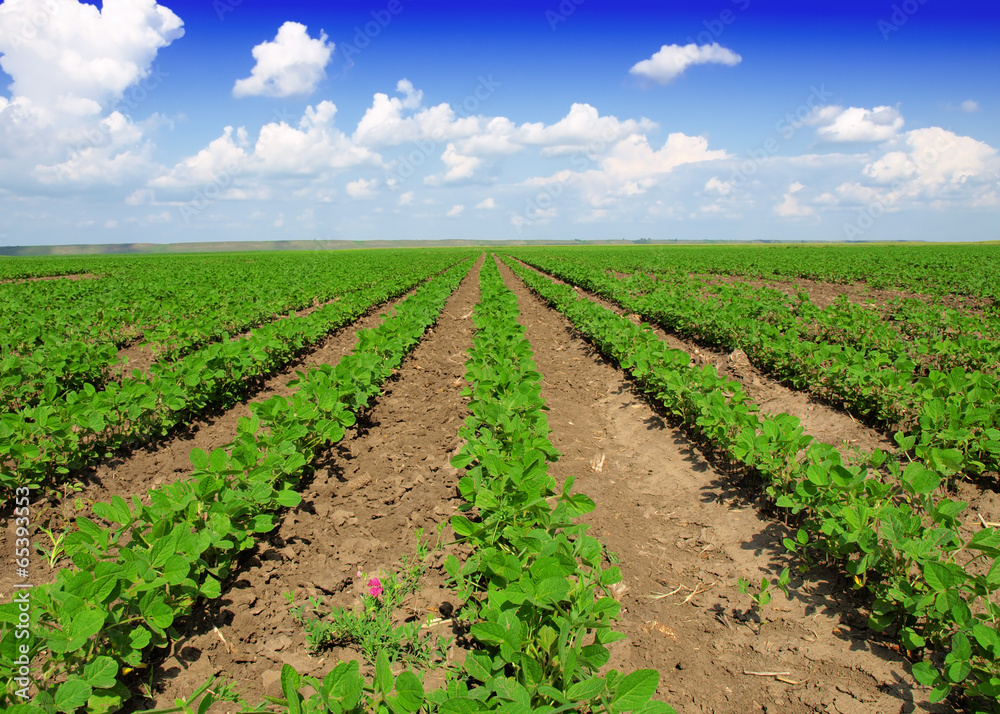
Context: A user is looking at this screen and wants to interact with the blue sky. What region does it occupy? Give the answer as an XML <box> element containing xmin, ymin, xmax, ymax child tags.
<box><xmin>0</xmin><ymin>0</ymin><xmax>997</xmax><ymax>245</ymax></box>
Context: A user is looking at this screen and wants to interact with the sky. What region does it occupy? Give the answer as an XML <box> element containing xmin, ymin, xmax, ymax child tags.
<box><xmin>0</xmin><ymin>0</ymin><xmax>998</xmax><ymax>246</ymax></box>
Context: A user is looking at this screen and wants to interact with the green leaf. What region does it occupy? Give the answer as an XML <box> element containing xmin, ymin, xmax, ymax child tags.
<box><xmin>463</xmin><ymin>650</ymin><xmax>493</xmax><ymax>682</ymax></box>
<box><xmin>439</xmin><ymin>698</ymin><xmax>487</xmax><ymax>713</ymax></box>
<box><xmin>567</xmin><ymin>678</ymin><xmax>606</xmax><ymax>701</ymax></box>
<box><xmin>87</xmin><ymin>682</ymin><xmax>129</xmax><ymax>714</ymax></box>
<box><xmin>54</xmin><ymin>679</ymin><xmax>93</xmax><ymax>713</ymax></box>
<box><xmin>923</xmin><ymin>561</ymin><xmax>953</xmax><ymax>592</ymax></box>
<box><xmin>190</xmin><ymin>447</ymin><xmax>209</xmax><ymax>470</ymax></box>
<box><xmin>911</xmin><ymin>661</ymin><xmax>941</xmax><ymax>686</ymax></box>
<box><xmin>163</xmin><ymin>555</ymin><xmax>190</xmax><ymax>585</ymax></box>
<box><xmin>83</xmin><ymin>656</ymin><xmax>119</xmax><ymax>689</ymax></box>
<box><xmin>600</xmin><ymin>567</ymin><xmax>622</xmax><ymax>586</ymax></box>
<box><xmin>450</xmin><ymin>515</ymin><xmax>476</xmax><ymax>537</ymax></box>
<box><xmin>611</xmin><ymin>669</ymin><xmax>659</xmax><ymax>712</ymax></box>
<box><xmin>281</xmin><ymin>664</ymin><xmax>302</xmax><ymax>714</ymax></box>
<box><xmin>634</xmin><ymin>702</ymin><xmax>677</xmax><ymax>714</ymax></box>
<box><xmin>275</xmin><ymin>490</ymin><xmax>302</xmax><ymax>508</ymax></box>
<box><xmin>900</xmin><ymin>629</ymin><xmax>926</xmax><ymax>651</ymax></box>
<box><xmin>375</xmin><ymin>650</ymin><xmax>393</xmax><ymax>695</ymax></box>
<box><xmin>394</xmin><ymin>671</ymin><xmax>424</xmax><ymax>712</ymax></box>
<box><xmin>65</xmin><ymin>609</ymin><xmax>105</xmax><ymax>651</ymax></box>
<box><xmin>201</xmin><ymin>576</ymin><xmax>221</xmax><ymax>599</ymax></box>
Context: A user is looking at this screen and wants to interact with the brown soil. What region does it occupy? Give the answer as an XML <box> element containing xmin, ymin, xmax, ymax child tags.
<box><xmin>126</xmin><ymin>259</ymin><xmax>483</xmax><ymax>711</ymax></box>
<box><xmin>0</xmin><ymin>273</ymin><xmax>100</xmax><ymax>284</ymax></box>
<box><xmin>496</xmin><ymin>257</ymin><xmax>945</xmax><ymax>713</ymax></box>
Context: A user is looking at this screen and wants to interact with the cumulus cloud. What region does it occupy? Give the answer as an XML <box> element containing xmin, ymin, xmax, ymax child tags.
<box><xmin>0</xmin><ymin>0</ymin><xmax>183</xmax><ymax>115</ymax></box>
<box><xmin>424</xmin><ymin>143</ymin><xmax>485</xmax><ymax>185</ymax></box>
<box><xmin>233</xmin><ymin>22</ymin><xmax>334</xmax><ymax>98</ymax></box>
<box><xmin>475</xmin><ymin>197</ymin><xmax>496</xmax><ymax>209</ymax></box>
<box><xmin>397</xmin><ymin>191</ymin><xmax>415</xmax><ymax>206</ymax></box>
<box><xmin>353</xmin><ymin>80</ymin><xmax>479</xmax><ymax>147</ymax></box>
<box><xmin>961</xmin><ymin>99</ymin><xmax>980</xmax><ymax>113</ymax></box>
<box><xmin>805</xmin><ymin>105</ymin><xmax>903</xmax><ymax>143</ymax></box>
<box><xmin>151</xmin><ymin>126</ymin><xmax>249</xmax><ymax>189</ymax></box>
<box><xmin>629</xmin><ymin>43</ymin><xmax>741</xmax><ymax>84</ymax></box>
<box><xmin>152</xmin><ymin>102</ymin><xmax>381</xmax><ymax>195</ymax></box>
<box><xmin>346</xmin><ymin>178</ymin><xmax>378</xmax><ymax>198</ymax></box>
<box><xmin>774</xmin><ymin>181</ymin><xmax>815</xmax><ymax>217</ymax></box>
<box><xmin>704</xmin><ymin>177</ymin><xmax>733</xmax><ymax>196</ymax></box>
<box><xmin>599</xmin><ymin>132</ymin><xmax>729</xmax><ymax>184</ymax></box>
<box><xmin>0</xmin><ymin>0</ymin><xmax>183</xmax><ymax>190</ymax></box>
<box><xmin>446</xmin><ymin>204</ymin><xmax>464</xmax><ymax>217</ymax></box>
<box><xmin>862</xmin><ymin>128</ymin><xmax>997</xmax><ymax>197</ymax></box>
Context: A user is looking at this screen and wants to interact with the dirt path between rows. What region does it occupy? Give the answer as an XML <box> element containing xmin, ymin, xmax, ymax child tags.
<box><xmin>512</xmin><ymin>258</ymin><xmax>892</xmax><ymax>457</ymax></box>
<box><xmin>496</xmin><ymin>257</ymin><xmax>944</xmax><ymax>714</ymax></box>
<box><xmin>129</xmin><ymin>258</ymin><xmax>483</xmax><ymax>712</ymax></box>
<box><xmin>0</xmin><ymin>285</ymin><xmax>430</xmax><ymax>600</ymax></box>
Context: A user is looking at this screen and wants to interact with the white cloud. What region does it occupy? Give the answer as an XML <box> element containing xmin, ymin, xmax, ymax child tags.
<box><xmin>599</xmin><ymin>132</ymin><xmax>729</xmax><ymax>184</ymax></box>
<box><xmin>397</xmin><ymin>191</ymin><xmax>415</xmax><ymax>206</ymax></box>
<box><xmin>105</xmin><ymin>219</ymin><xmax>118</xmax><ymax>228</ymax></box>
<box><xmin>0</xmin><ymin>0</ymin><xmax>184</xmax><ymax>116</ymax></box>
<box><xmin>0</xmin><ymin>0</ymin><xmax>183</xmax><ymax>191</ymax></box>
<box><xmin>273</xmin><ymin>214</ymin><xmax>284</xmax><ymax>227</ymax></box>
<box><xmin>32</xmin><ymin>110</ymin><xmax>157</xmax><ymax>185</ymax></box>
<box><xmin>446</xmin><ymin>204</ymin><xmax>464</xmax><ymax>217</ymax></box>
<box><xmin>151</xmin><ymin>126</ymin><xmax>249</xmax><ymax>189</ymax></box>
<box><xmin>629</xmin><ymin>43</ymin><xmax>741</xmax><ymax>84</ymax></box>
<box><xmin>774</xmin><ymin>181</ymin><xmax>815</xmax><ymax>218</ymax></box>
<box><xmin>253</xmin><ymin>101</ymin><xmax>378</xmax><ymax>174</ymax></box>
<box><xmin>810</xmin><ymin>105</ymin><xmax>904</xmax><ymax>143</ymax></box>
<box><xmin>424</xmin><ymin>143</ymin><xmax>485</xmax><ymax>185</ymax></box>
<box><xmin>152</xmin><ymin>102</ymin><xmax>381</xmax><ymax>194</ymax></box>
<box><xmin>961</xmin><ymin>99</ymin><xmax>980</xmax><ymax>113</ymax></box>
<box><xmin>475</xmin><ymin>198</ymin><xmax>496</xmax><ymax>209</ymax></box>
<box><xmin>346</xmin><ymin>178</ymin><xmax>378</xmax><ymax>198</ymax></box>
<box><xmin>862</xmin><ymin>127</ymin><xmax>998</xmax><ymax>199</ymax></box>
<box><xmin>232</xmin><ymin>22</ymin><xmax>333</xmax><ymax>98</ymax></box>
<box><xmin>513</xmin><ymin>103</ymin><xmax>657</xmax><ymax>156</ymax></box>
<box><xmin>126</xmin><ymin>188</ymin><xmax>153</xmax><ymax>205</ymax></box>
<box><xmin>704</xmin><ymin>177</ymin><xmax>733</xmax><ymax>196</ymax></box>
<box><xmin>353</xmin><ymin>84</ymin><xmax>480</xmax><ymax>148</ymax></box>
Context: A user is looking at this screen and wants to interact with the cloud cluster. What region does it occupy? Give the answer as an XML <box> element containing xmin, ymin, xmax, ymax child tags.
<box><xmin>232</xmin><ymin>22</ymin><xmax>334</xmax><ymax>98</ymax></box>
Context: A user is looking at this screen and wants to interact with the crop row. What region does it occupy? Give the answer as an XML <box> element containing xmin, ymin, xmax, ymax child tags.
<box><xmin>131</xmin><ymin>256</ymin><xmax>669</xmax><ymax>714</ymax></box>
<box><xmin>510</xmin><ymin>243</ymin><xmax>1000</xmax><ymax>302</ymax></box>
<box><xmin>0</xmin><ymin>259</ymin><xmax>473</xmax><ymax>713</ymax></box>
<box><xmin>1</xmin><ymin>251</ymin><xmax>469</xmax><ymax>413</ymax></box>
<box><xmin>502</xmin><ymin>256</ymin><xmax>1000</xmax><ymax>712</ymax></box>
<box><xmin>0</xmin><ymin>260</ymin><xmax>462</xmax><ymax>496</ymax></box>
<box><xmin>508</xmin><ymin>253</ymin><xmax>1000</xmax><ymax>483</ymax></box>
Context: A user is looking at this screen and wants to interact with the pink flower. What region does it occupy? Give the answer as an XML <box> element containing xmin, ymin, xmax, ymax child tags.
<box><xmin>356</xmin><ymin>570</ymin><xmax>362</xmax><ymax>578</ymax></box>
<box><xmin>368</xmin><ymin>577</ymin><xmax>383</xmax><ymax>598</ymax></box>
